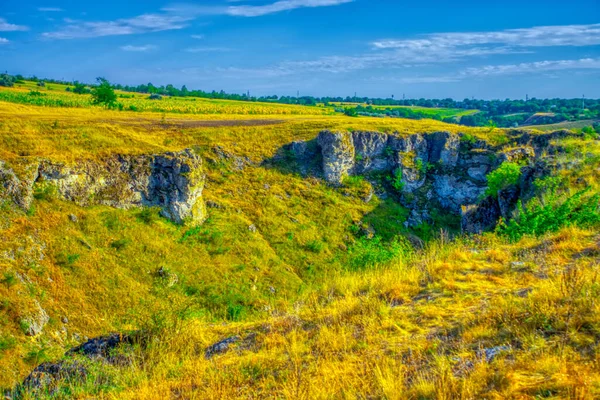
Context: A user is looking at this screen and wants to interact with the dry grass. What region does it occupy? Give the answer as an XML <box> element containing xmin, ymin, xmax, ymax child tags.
<box><xmin>1</xmin><ymin>88</ymin><xmax>599</xmax><ymax>399</ymax></box>
<box><xmin>0</xmin><ymin>97</ymin><xmax>491</xmax><ymax>165</ymax></box>
<box><xmin>12</xmin><ymin>227</ymin><xmax>600</xmax><ymax>399</ymax></box>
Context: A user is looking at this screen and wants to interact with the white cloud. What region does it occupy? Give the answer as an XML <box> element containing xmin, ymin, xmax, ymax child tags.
<box><xmin>227</xmin><ymin>0</ymin><xmax>354</xmax><ymax>17</ymax></box>
<box><xmin>42</xmin><ymin>13</ymin><xmax>193</xmax><ymax>39</ymax></box>
<box><xmin>164</xmin><ymin>0</ymin><xmax>353</xmax><ymax>17</ymax></box>
<box><xmin>395</xmin><ymin>58</ymin><xmax>600</xmax><ymax>84</ymax></box>
<box><xmin>120</xmin><ymin>44</ymin><xmax>157</xmax><ymax>52</ymax></box>
<box><xmin>0</xmin><ymin>18</ymin><xmax>29</xmax><ymax>32</ymax></box>
<box><xmin>463</xmin><ymin>58</ymin><xmax>600</xmax><ymax>77</ymax></box>
<box><xmin>372</xmin><ymin>24</ymin><xmax>600</xmax><ymax>50</ymax></box>
<box><xmin>185</xmin><ymin>47</ymin><xmax>232</xmax><ymax>53</ymax></box>
<box><xmin>38</xmin><ymin>7</ymin><xmax>64</xmax><ymax>12</ymax></box>
<box><xmin>43</xmin><ymin>0</ymin><xmax>353</xmax><ymax>39</ymax></box>
<box><xmin>190</xmin><ymin>34</ymin><xmax>204</xmax><ymax>39</ymax></box>
<box><xmin>236</xmin><ymin>23</ymin><xmax>600</xmax><ymax>76</ymax></box>
<box><xmin>0</xmin><ymin>37</ymin><xmax>9</xmax><ymax>44</ymax></box>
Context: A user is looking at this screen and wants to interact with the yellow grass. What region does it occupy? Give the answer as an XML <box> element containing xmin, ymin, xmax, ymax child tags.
<box><xmin>1</xmin><ymin>85</ymin><xmax>599</xmax><ymax>399</ymax></box>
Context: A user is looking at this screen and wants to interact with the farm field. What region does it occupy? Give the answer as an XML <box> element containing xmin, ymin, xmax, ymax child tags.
<box><xmin>330</xmin><ymin>102</ymin><xmax>479</xmax><ymax>120</ymax></box>
<box><xmin>1</xmin><ymin>83</ymin><xmax>333</xmax><ymax>116</ymax></box>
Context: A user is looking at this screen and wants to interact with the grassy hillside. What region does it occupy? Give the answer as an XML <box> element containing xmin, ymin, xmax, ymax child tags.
<box><xmin>330</xmin><ymin>102</ymin><xmax>479</xmax><ymax>120</ymax></box>
<box><xmin>1</xmin><ymin>86</ymin><xmax>599</xmax><ymax>399</ymax></box>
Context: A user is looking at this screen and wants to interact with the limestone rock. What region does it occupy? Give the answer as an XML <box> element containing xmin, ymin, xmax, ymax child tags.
<box><xmin>318</xmin><ymin>130</ymin><xmax>355</xmax><ymax>185</ymax></box>
<box><xmin>21</xmin><ymin>301</ymin><xmax>49</xmax><ymax>337</ymax></box>
<box><xmin>461</xmin><ymin>198</ymin><xmax>501</xmax><ymax>234</ymax></box>
<box><xmin>426</xmin><ymin>131</ymin><xmax>460</xmax><ymax>166</ymax></box>
<box><xmin>2</xmin><ymin>149</ymin><xmax>206</xmax><ymax>225</ymax></box>
<box><xmin>0</xmin><ymin>159</ymin><xmax>40</xmax><ymax>211</ymax></box>
<box><xmin>433</xmin><ymin>175</ymin><xmax>486</xmax><ymax>213</ymax></box>
<box><xmin>352</xmin><ymin>131</ymin><xmax>390</xmax><ymax>173</ymax></box>
<box><xmin>500</xmin><ymin>146</ymin><xmax>535</xmax><ymax>163</ymax></box>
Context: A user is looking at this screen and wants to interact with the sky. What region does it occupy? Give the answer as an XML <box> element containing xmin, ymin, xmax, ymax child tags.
<box><xmin>0</xmin><ymin>0</ymin><xmax>599</xmax><ymax>99</ymax></box>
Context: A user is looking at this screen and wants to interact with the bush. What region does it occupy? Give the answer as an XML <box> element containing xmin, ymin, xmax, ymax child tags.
<box><xmin>0</xmin><ymin>73</ymin><xmax>15</xmax><ymax>87</ymax></box>
<box><xmin>387</xmin><ymin>168</ymin><xmax>404</xmax><ymax>193</ymax></box>
<box><xmin>72</xmin><ymin>82</ymin><xmax>90</xmax><ymax>95</ymax></box>
<box><xmin>344</xmin><ymin>107</ymin><xmax>358</xmax><ymax>117</ymax></box>
<box><xmin>91</xmin><ymin>77</ymin><xmax>118</xmax><ymax>108</ymax></box>
<box><xmin>305</xmin><ymin>239</ymin><xmax>325</xmax><ymax>253</ymax></box>
<box><xmin>497</xmin><ymin>189</ymin><xmax>600</xmax><ymax>241</ymax></box>
<box><xmin>148</xmin><ymin>94</ymin><xmax>163</xmax><ymax>100</ymax></box>
<box><xmin>347</xmin><ymin>236</ymin><xmax>410</xmax><ymax>270</ymax></box>
<box><xmin>460</xmin><ymin>133</ymin><xmax>477</xmax><ymax>145</ymax></box>
<box><xmin>485</xmin><ymin>162</ymin><xmax>522</xmax><ymax>197</ymax></box>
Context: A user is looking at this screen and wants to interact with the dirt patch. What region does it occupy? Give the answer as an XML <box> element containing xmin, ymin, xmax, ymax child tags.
<box><xmin>107</xmin><ymin>118</ymin><xmax>287</xmax><ymax>129</ymax></box>
<box><xmin>171</xmin><ymin>119</ymin><xmax>286</xmax><ymax>128</ymax></box>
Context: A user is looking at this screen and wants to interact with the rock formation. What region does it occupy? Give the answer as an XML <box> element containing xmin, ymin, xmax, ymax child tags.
<box><xmin>290</xmin><ymin>129</ymin><xmax>573</xmax><ymax>233</ymax></box>
<box><xmin>0</xmin><ymin>149</ymin><xmax>206</xmax><ymax>225</ymax></box>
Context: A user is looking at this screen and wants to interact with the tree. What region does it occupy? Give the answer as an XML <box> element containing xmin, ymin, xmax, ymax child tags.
<box><xmin>91</xmin><ymin>77</ymin><xmax>117</xmax><ymax>108</ymax></box>
<box><xmin>72</xmin><ymin>82</ymin><xmax>89</xmax><ymax>94</ymax></box>
<box><xmin>0</xmin><ymin>73</ymin><xmax>15</xmax><ymax>87</ymax></box>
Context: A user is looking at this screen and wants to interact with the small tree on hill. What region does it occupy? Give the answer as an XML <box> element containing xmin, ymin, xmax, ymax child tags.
<box><xmin>0</xmin><ymin>73</ymin><xmax>15</xmax><ymax>87</ymax></box>
<box><xmin>72</xmin><ymin>82</ymin><xmax>90</xmax><ymax>95</ymax></box>
<box><xmin>91</xmin><ymin>77</ymin><xmax>117</xmax><ymax>108</ymax></box>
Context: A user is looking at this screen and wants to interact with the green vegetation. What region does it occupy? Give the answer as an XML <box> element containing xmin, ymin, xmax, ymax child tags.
<box><xmin>499</xmin><ymin>190</ymin><xmax>600</xmax><ymax>241</ymax></box>
<box><xmin>485</xmin><ymin>162</ymin><xmax>522</xmax><ymax>197</ymax></box>
<box><xmin>91</xmin><ymin>78</ymin><xmax>119</xmax><ymax>109</ymax></box>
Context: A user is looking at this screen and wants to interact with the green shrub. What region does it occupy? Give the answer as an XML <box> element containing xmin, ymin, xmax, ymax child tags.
<box><xmin>485</xmin><ymin>162</ymin><xmax>522</xmax><ymax>197</ymax></box>
<box><xmin>344</xmin><ymin>108</ymin><xmax>358</xmax><ymax>117</ymax></box>
<box><xmin>305</xmin><ymin>239</ymin><xmax>325</xmax><ymax>253</ymax></box>
<box><xmin>497</xmin><ymin>190</ymin><xmax>600</xmax><ymax>241</ymax></box>
<box><xmin>136</xmin><ymin>208</ymin><xmax>159</xmax><ymax>225</ymax></box>
<box><xmin>1</xmin><ymin>272</ymin><xmax>17</xmax><ymax>288</ymax></box>
<box><xmin>0</xmin><ymin>336</ymin><xmax>16</xmax><ymax>351</ymax></box>
<box><xmin>33</xmin><ymin>183</ymin><xmax>56</xmax><ymax>201</ymax></box>
<box><xmin>582</xmin><ymin>125</ymin><xmax>599</xmax><ymax>140</ymax></box>
<box><xmin>56</xmin><ymin>252</ymin><xmax>81</xmax><ymax>268</ymax></box>
<box><xmin>384</xmin><ymin>168</ymin><xmax>405</xmax><ymax>193</ymax></box>
<box><xmin>460</xmin><ymin>133</ymin><xmax>477</xmax><ymax>145</ymax></box>
<box><xmin>347</xmin><ymin>236</ymin><xmax>410</xmax><ymax>270</ymax></box>
<box><xmin>110</xmin><ymin>239</ymin><xmax>129</xmax><ymax>251</ymax></box>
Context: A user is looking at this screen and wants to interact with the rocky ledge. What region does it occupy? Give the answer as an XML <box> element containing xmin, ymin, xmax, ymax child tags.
<box><xmin>0</xmin><ymin>149</ymin><xmax>206</xmax><ymax>225</ymax></box>
<box><xmin>288</xmin><ymin>129</ymin><xmax>574</xmax><ymax>233</ymax></box>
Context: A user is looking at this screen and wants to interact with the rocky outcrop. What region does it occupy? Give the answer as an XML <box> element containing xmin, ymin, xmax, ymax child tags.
<box><xmin>21</xmin><ymin>300</ymin><xmax>49</xmax><ymax>337</ymax></box>
<box><xmin>312</xmin><ymin>130</ymin><xmax>494</xmax><ymax>219</ymax></box>
<box><xmin>12</xmin><ymin>333</ymin><xmax>139</xmax><ymax>397</ymax></box>
<box><xmin>0</xmin><ymin>160</ymin><xmax>39</xmax><ymax>210</ymax></box>
<box><xmin>0</xmin><ymin>149</ymin><xmax>207</xmax><ymax>225</ymax></box>
<box><xmin>318</xmin><ymin>131</ymin><xmax>356</xmax><ymax>184</ymax></box>
<box><xmin>290</xmin><ymin>129</ymin><xmax>572</xmax><ymax>233</ymax></box>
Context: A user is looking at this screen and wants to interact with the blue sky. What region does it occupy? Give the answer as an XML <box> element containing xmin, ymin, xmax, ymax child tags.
<box><xmin>1</xmin><ymin>0</ymin><xmax>599</xmax><ymax>99</ymax></box>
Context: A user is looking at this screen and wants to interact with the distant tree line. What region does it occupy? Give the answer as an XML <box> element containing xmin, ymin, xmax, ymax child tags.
<box><xmin>2</xmin><ymin>72</ymin><xmax>599</xmax><ymax>127</ymax></box>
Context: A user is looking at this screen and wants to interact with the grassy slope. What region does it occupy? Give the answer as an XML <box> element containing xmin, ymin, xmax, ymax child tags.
<box><xmin>85</xmin><ymin>227</ymin><xmax>600</xmax><ymax>399</ymax></box>
<box><xmin>528</xmin><ymin>119</ymin><xmax>600</xmax><ymax>132</ymax></box>
<box><xmin>0</xmin><ymin>87</ymin><xmax>599</xmax><ymax>398</ymax></box>
<box><xmin>330</xmin><ymin>102</ymin><xmax>479</xmax><ymax>119</ymax></box>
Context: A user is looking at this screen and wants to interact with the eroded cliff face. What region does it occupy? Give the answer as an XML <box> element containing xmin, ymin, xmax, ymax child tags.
<box><xmin>0</xmin><ymin>149</ymin><xmax>206</xmax><ymax>225</ymax></box>
<box><xmin>291</xmin><ymin>129</ymin><xmax>569</xmax><ymax>233</ymax></box>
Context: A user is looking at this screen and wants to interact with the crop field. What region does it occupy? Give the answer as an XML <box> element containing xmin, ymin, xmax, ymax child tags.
<box><xmin>0</xmin><ymin>87</ymin><xmax>496</xmax><ymax>165</ymax></box>
<box><xmin>0</xmin><ymin>83</ymin><xmax>333</xmax><ymax>116</ymax></box>
<box><xmin>330</xmin><ymin>102</ymin><xmax>479</xmax><ymax>119</ymax></box>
